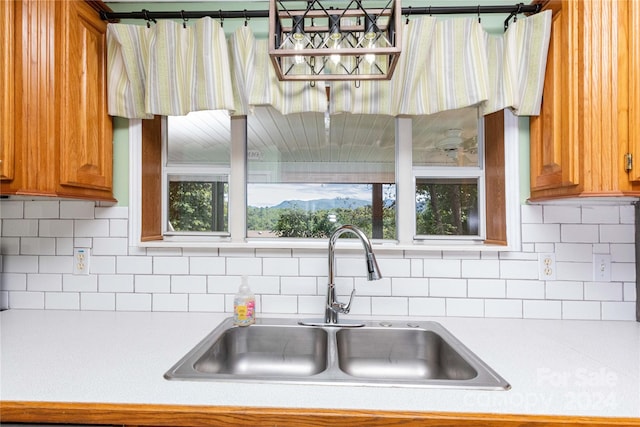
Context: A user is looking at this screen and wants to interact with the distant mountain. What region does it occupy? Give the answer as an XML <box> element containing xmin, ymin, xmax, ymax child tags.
<box><xmin>269</xmin><ymin>198</ymin><xmax>370</xmax><ymax>211</ymax></box>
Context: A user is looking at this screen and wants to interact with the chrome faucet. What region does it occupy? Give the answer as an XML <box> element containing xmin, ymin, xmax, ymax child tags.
<box><xmin>301</xmin><ymin>224</ymin><xmax>382</xmax><ymax>327</ymax></box>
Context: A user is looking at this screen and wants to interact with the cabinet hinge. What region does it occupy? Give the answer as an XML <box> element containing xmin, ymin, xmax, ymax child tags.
<box><xmin>625</xmin><ymin>153</ymin><xmax>633</xmax><ymax>173</ymax></box>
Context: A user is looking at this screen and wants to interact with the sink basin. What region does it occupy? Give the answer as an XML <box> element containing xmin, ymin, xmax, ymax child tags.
<box><xmin>336</xmin><ymin>328</ymin><xmax>477</xmax><ymax>381</ymax></box>
<box><xmin>165</xmin><ymin>318</ymin><xmax>510</xmax><ymax>390</ymax></box>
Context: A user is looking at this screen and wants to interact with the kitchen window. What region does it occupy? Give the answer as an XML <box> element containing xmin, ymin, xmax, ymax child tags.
<box><xmin>131</xmin><ymin>107</ymin><xmax>519</xmax><ymax>249</ymax></box>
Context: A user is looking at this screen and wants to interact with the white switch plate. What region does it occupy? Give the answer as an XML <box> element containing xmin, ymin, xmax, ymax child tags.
<box><xmin>593</xmin><ymin>254</ymin><xmax>611</xmax><ymax>282</ymax></box>
<box><xmin>73</xmin><ymin>247</ymin><xmax>90</xmax><ymax>275</ymax></box>
<box><xmin>538</xmin><ymin>253</ymin><xmax>556</xmax><ymax>280</ymax></box>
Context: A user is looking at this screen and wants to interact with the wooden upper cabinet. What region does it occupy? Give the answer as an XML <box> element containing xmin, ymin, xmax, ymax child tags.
<box><xmin>0</xmin><ymin>0</ymin><xmax>114</xmax><ymax>202</ymax></box>
<box><xmin>529</xmin><ymin>0</ymin><xmax>640</xmax><ymax>200</ymax></box>
<box><xmin>57</xmin><ymin>0</ymin><xmax>113</xmax><ymax>196</ymax></box>
<box><xmin>0</xmin><ymin>0</ymin><xmax>15</xmax><ymax>183</ymax></box>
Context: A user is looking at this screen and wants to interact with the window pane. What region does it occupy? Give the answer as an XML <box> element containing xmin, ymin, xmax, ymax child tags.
<box><xmin>247</xmin><ymin>106</ymin><xmax>396</xmax><ymax>239</ymax></box>
<box><xmin>167</xmin><ymin>110</ymin><xmax>230</xmax><ymax>164</ymax></box>
<box><xmin>168</xmin><ymin>175</ymin><xmax>229</xmax><ymax>233</ymax></box>
<box><xmin>415</xmin><ymin>178</ymin><xmax>479</xmax><ymax>236</ymax></box>
<box><xmin>413</xmin><ymin>107</ymin><xmax>480</xmax><ymax>167</ymax></box>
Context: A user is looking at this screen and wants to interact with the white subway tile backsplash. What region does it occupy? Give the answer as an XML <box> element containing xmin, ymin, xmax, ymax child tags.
<box><xmin>430</xmin><ymin>278</ymin><xmax>466</xmax><ymax>297</ymax></box>
<box><xmin>554</xmin><ymin>243</ymin><xmax>592</xmax><ymax>262</ymax></box>
<box><xmin>81</xmin><ymin>292</ymin><xmax>115</xmax><ymax>310</ymax></box>
<box><xmin>188</xmin><ymin>293</ymin><xmax>224</xmax><ymax>312</ymax></box>
<box><xmin>0</xmin><ymin>201</ymin><xmax>24</xmax><ymax>218</ymax></box>
<box><xmin>153</xmin><ymin>256</ymin><xmax>189</xmax><ymax>275</ymax></box>
<box><xmin>556</xmin><ymin>262</ymin><xmax>592</xmax><ymax>281</ymax></box>
<box><xmin>153</xmin><ymin>293</ymin><xmax>188</xmax><ymax>312</ymax></box>
<box><xmin>117</xmin><ymin>256</ymin><xmax>153</xmax><ymax>274</ymax></box>
<box><xmin>610</xmin><ymin>244</ymin><xmax>634</xmax><ymax>262</ymax></box>
<box><xmin>135</xmin><ymin>275</ymin><xmax>170</xmax><ymax>293</ymax></box>
<box><xmin>581</xmin><ymin>205</ymin><xmax>619</xmax><ymax>224</ymax></box>
<box><xmin>485</xmin><ymin>299</ymin><xmax>522</xmax><ymax>318</ymax></box>
<box><xmin>20</xmin><ymin>237</ymin><xmax>56</xmax><ymax>255</ymax></box>
<box><xmin>500</xmin><ymin>260</ymin><xmax>538</xmax><ymax>280</ymax></box>
<box><xmin>226</xmin><ymin>257</ymin><xmax>262</xmax><ymax>276</ymax></box>
<box><xmin>9</xmin><ymin>291</ymin><xmax>45</xmax><ymax>309</ymax></box>
<box><xmin>523</xmin><ymin>300</ymin><xmax>562</xmax><ymax>319</ymax></box>
<box><xmin>561</xmin><ymin>224</ymin><xmax>599</xmax><ymax>243</ymax></box>
<box><xmin>601</xmin><ymin>302</ymin><xmax>636</xmax><ymax>320</ymax></box>
<box><xmin>408</xmin><ymin>297</ymin><xmax>446</xmax><ymax>316</ymax></box>
<box><xmin>544</xmin><ymin>206</ymin><xmax>581</xmax><ymax>224</ymax></box>
<box><xmin>60</xmin><ymin>201</ymin><xmax>95</xmax><ymax>219</ymax></box>
<box><xmin>24</xmin><ymin>201</ymin><xmax>60</xmax><ymax>219</ymax></box>
<box><xmin>27</xmin><ymin>274</ymin><xmax>62</xmax><ymax>292</ymax></box>
<box><xmin>378</xmin><ymin>258</ymin><xmax>411</xmax><ymax>277</ymax></box>
<box><xmin>562</xmin><ymin>301</ymin><xmax>601</xmax><ymax>320</ymax></box>
<box><xmin>281</xmin><ymin>276</ymin><xmax>317</xmax><ymax>295</ymax></box>
<box><xmin>298</xmin><ymin>295</ymin><xmax>325</xmax><ymax>314</ymax></box>
<box><xmin>117</xmin><ymin>293</ymin><xmax>152</xmax><ymax>311</ymax></box>
<box><xmin>75</xmin><ymin>219</ymin><xmax>110</xmax><ymax>237</ymax></box>
<box><xmin>171</xmin><ymin>275</ymin><xmax>207</xmax><ymax>293</ymax></box>
<box><xmin>0</xmin><ymin>201</ymin><xmax>635</xmax><ymax>321</ymax></box>
<box><xmin>1</xmin><ymin>273</ymin><xmax>27</xmax><ymax>291</ymax></box>
<box><xmin>521</xmin><ymin>204</ymin><xmax>543</xmax><ymax>223</ymax></box>
<box><xmin>371</xmin><ymin>297</ymin><xmax>408</xmax><ymax>316</ymax></box>
<box><xmin>261</xmin><ymin>295</ymin><xmax>297</xmax><ymax>314</ymax></box>
<box><xmin>391</xmin><ymin>277</ymin><xmax>429</xmax><ymax>297</ymax></box>
<box><xmin>190</xmin><ymin>257</ymin><xmax>225</xmax><ymax>275</ymax></box>
<box><xmin>468</xmin><ymin>279</ymin><xmax>505</xmax><ymax>298</ymax></box>
<box><xmin>521</xmin><ymin>224</ymin><xmax>560</xmax><ymax>243</ymax></box>
<box><xmin>545</xmin><ymin>281</ymin><xmax>583</xmax><ymax>300</ymax></box>
<box><xmin>40</xmin><ymin>256</ymin><xmax>74</xmax><ymax>274</ymax></box>
<box><xmin>619</xmin><ymin>205</ymin><xmax>635</xmax><ymax>224</ymax></box>
<box><xmin>46</xmin><ymin>292</ymin><xmax>80</xmax><ymax>310</ymax></box>
<box><xmin>0</xmin><ymin>237</ymin><xmax>20</xmax><ymax>254</ymax></box>
<box><xmin>93</xmin><ymin>237</ymin><xmax>128</xmax><ymax>255</ymax></box>
<box><xmin>461</xmin><ymin>260</ymin><xmax>499</xmax><ymax>278</ymax></box>
<box><xmin>446</xmin><ymin>298</ymin><xmax>484</xmax><ymax>317</ymax></box>
<box><xmin>585</xmin><ymin>282</ymin><xmax>623</xmax><ymax>301</ymax></box>
<box><xmin>56</xmin><ymin>238</ymin><xmax>74</xmax><ymax>255</ymax></box>
<box><xmin>263</xmin><ymin>257</ymin><xmax>299</xmax><ymax>276</ymax></box>
<box><xmin>90</xmin><ymin>256</ymin><xmax>116</xmax><ymax>274</ymax></box>
<box><xmin>507</xmin><ymin>280</ymin><xmax>545</xmax><ymax>299</ymax></box>
<box><xmin>99</xmin><ymin>274</ymin><xmax>134</xmax><ymax>293</ymax></box>
<box><xmin>600</xmin><ymin>225</ymin><xmax>635</xmax><ymax>244</ymax></box>
<box><xmin>2</xmin><ymin>220</ymin><xmax>38</xmax><ymax>237</ymax></box>
<box><xmin>63</xmin><ymin>274</ymin><xmax>98</xmax><ymax>292</ymax></box>
<box><xmin>423</xmin><ymin>259</ymin><xmax>461</xmax><ymax>278</ymax></box>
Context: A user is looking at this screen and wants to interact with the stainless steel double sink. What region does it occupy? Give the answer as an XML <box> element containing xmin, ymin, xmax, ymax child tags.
<box><xmin>164</xmin><ymin>317</ymin><xmax>510</xmax><ymax>390</ymax></box>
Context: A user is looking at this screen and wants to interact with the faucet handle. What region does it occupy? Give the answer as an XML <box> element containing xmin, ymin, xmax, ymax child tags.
<box><xmin>332</xmin><ymin>289</ymin><xmax>357</xmax><ymax>314</ymax></box>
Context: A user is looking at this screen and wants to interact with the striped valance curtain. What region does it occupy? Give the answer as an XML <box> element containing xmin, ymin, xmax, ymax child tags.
<box><xmin>106</xmin><ymin>10</ymin><xmax>551</xmax><ymax>119</ymax></box>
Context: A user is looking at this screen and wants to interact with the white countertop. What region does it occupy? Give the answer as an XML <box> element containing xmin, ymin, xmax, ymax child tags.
<box><xmin>1</xmin><ymin>309</ymin><xmax>639</xmax><ymax>418</ymax></box>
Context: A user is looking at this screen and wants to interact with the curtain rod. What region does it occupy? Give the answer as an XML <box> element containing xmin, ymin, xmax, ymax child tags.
<box><xmin>99</xmin><ymin>3</ymin><xmax>542</xmax><ymax>26</ymax></box>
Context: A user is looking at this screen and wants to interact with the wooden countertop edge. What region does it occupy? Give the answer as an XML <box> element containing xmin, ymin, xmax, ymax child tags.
<box><xmin>1</xmin><ymin>401</ymin><xmax>639</xmax><ymax>427</ymax></box>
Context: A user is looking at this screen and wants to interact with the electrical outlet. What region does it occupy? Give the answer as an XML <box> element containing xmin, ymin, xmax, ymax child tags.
<box><xmin>73</xmin><ymin>248</ymin><xmax>90</xmax><ymax>275</ymax></box>
<box><xmin>538</xmin><ymin>253</ymin><xmax>556</xmax><ymax>280</ymax></box>
<box><xmin>593</xmin><ymin>254</ymin><xmax>611</xmax><ymax>282</ymax></box>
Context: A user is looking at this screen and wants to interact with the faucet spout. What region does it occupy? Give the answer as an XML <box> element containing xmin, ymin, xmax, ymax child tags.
<box><xmin>324</xmin><ymin>224</ymin><xmax>382</xmax><ymax>325</ymax></box>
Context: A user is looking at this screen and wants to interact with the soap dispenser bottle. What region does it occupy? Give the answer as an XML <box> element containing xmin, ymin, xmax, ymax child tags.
<box><xmin>233</xmin><ymin>276</ymin><xmax>255</xmax><ymax>326</ymax></box>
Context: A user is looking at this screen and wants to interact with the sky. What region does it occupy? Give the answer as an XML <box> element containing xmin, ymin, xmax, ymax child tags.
<box><xmin>247</xmin><ymin>183</ymin><xmax>373</xmax><ymax>207</ymax></box>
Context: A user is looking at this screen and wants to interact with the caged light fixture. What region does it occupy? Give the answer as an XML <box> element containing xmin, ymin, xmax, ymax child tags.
<box><xmin>268</xmin><ymin>0</ymin><xmax>401</xmax><ymax>81</ymax></box>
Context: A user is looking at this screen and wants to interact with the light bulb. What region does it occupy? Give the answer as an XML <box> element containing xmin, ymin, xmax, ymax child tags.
<box><xmin>329</xmin><ymin>32</ymin><xmax>341</xmax><ymax>65</ymax></box>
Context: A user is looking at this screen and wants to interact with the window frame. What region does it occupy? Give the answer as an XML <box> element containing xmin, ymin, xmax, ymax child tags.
<box><xmin>128</xmin><ymin>109</ymin><xmax>521</xmax><ymax>251</ymax></box>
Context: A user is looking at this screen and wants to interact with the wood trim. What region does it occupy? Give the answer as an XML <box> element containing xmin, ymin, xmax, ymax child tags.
<box><xmin>141</xmin><ymin>116</ymin><xmax>163</xmax><ymax>241</ymax></box>
<box><xmin>484</xmin><ymin>110</ymin><xmax>506</xmax><ymax>245</ymax></box>
<box><xmin>1</xmin><ymin>401</ymin><xmax>639</xmax><ymax>427</ymax></box>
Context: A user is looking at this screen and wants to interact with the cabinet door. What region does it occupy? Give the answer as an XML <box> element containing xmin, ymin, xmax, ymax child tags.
<box><xmin>0</xmin><ymin>0</ymin><xmax>15</xmax><ymax>183</ymax></box>
<box><xmin>529</xmin><ymin>1</ymin><xmax>580</xmax><ymax>199</ymax></box>
<box><xmin>628</xmin><ymin>0</ymin><xmax>640</xmax><ymax>183</ymax></box>
<box><xmin>57</xmin><ymin>0</ymin><xmax>113</xmax><ymax>196</ymax></box>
